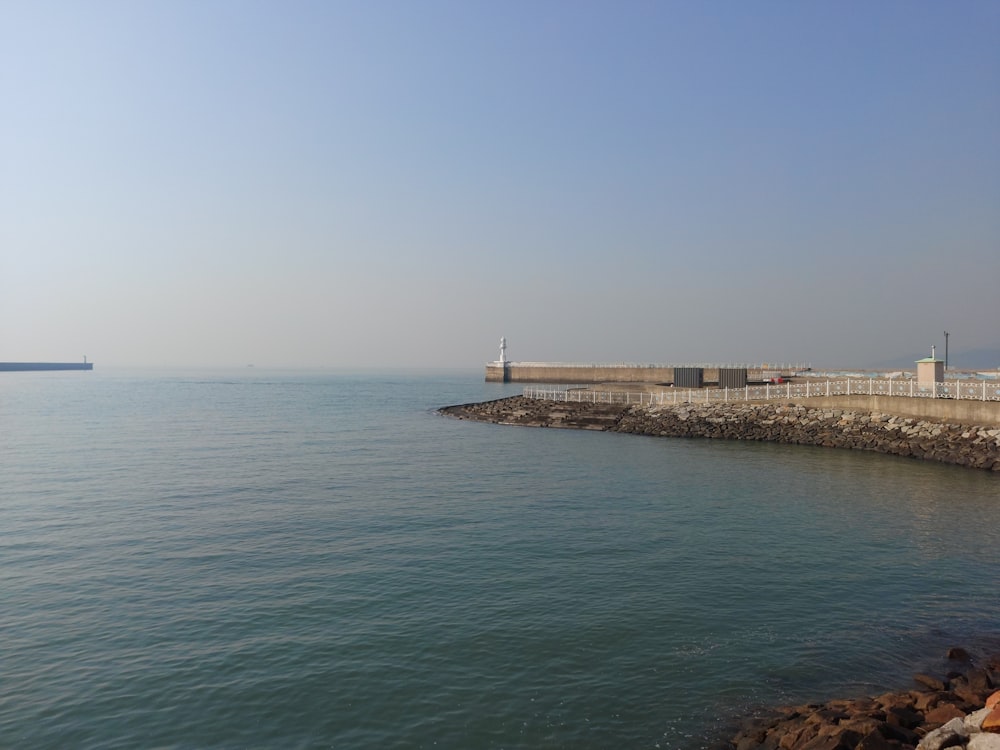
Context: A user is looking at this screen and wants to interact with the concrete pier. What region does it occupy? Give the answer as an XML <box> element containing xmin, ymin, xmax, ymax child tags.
<box><xmin>0</xmin><ymin>362</ymin><xmax>94</xmax><ymax>372</ymax></box>
<box><xmin>485</xmin><ymin>362</ymin><xmax>801</xmax><ymax>384</ymax></box>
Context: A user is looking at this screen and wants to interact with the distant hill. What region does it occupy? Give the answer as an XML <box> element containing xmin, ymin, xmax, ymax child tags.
<box><xmin>951</xmin><ymin>348</ymin><xmax>1000</xmax><ymax>370</ymax></box>
<box><xmin>868</xmin><ymin>347</ymin><xmax>1000</xmax><ymax>371</ymax></box>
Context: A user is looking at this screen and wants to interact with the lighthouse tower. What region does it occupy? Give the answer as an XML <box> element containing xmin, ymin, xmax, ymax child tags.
<box><xmin>486</xmin><ymin>337</ymin><xmax>511</xmax><ymax>382</ymax></box>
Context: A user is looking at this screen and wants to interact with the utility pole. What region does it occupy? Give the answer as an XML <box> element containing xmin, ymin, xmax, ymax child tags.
<box><xmin>943</xmin><ymin>331</ymin><xmax>949</xmax><ymax>371</ymax></box>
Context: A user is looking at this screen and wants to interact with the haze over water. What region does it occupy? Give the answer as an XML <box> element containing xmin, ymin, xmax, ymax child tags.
<box><xmin>3</xmin><ymin>370</ymin><xmax>998</xmax><ymax>749</ymax></box>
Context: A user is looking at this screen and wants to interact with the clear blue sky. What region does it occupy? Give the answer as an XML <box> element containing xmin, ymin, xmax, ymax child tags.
<box><xmin>2</xmin><ymin>1</ymin><xmax>997</xmax><ymax>368</ymax></box>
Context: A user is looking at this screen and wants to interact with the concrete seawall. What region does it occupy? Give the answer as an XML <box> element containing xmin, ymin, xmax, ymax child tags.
<box><xmin>486</xmin><ymin>364</ymin><xmax>679</xmax><ymax>383</ymax></box>
<box><xmin>778</xmin><ymin>394</ymin><xmax>1000</xmax><ymax>427</ymax></box>
<box><xmin>441</xmin><ymin>397</ymin><xmax>1000</xmax><ymax>471</ymax></box>
<box><xmin>0</xmin><ymin>362</ymin><xmax>94</xmax><ymax>372</ymax></box>
<box><xmin>484</xmin><ymin>363</ymin><xmax>799</xmax><ymax>384</ymax></box>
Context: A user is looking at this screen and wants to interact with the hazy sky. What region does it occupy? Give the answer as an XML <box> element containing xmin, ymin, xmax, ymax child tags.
<box><xmin>2</xmin><ymin>1</ymin><xmax>998</xmax><ymax>369</ymax></box>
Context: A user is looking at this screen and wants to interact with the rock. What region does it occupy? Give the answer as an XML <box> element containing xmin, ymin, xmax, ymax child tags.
<box><xmin>879</xmin><ymin>721</ymin><xmax>920</xmax><ymax>746</ymax></box>
<box><xmin>968</xmin><ymin>708</ymin><xmax>993</xmax><ymax>731</ymax></box>
<box><xmin>969</xmin><ymin>669</ymin><xmax>996</xmax><ymax>694</ymax></box>
<box><xmin>856</xmin><ymin>729</ymin><xmax>894</xmax><ymax>750</ymax></box>
<box><xmin>839</xmin><ymin>717</ymin><xmax>882</xmax><ymax>737</ymax></box>
<box><xmin>987</xmin><ymin>691</ymin><xmax>1000</xmax><ymax>710</ymax></box>
<box><xmin>888</xmin><ymin>704</ymin><xmax>926</xmax><ymax>728</ymax></box>
<box><xmin>780</xmin><ymin>722</ymin><xmax>818</xmax><ymax>749</ymax></box>
<box><xmin>983</xmin><ymin>706</ymin><xmax>1000</xmax><ymax>733</ymax></box>
<box><xmin>969</xmin><ymin>734</ymin><xmax>1000</xmax><ymax>750</ymax></box>
<box><xmin>808</xmin><ymin>708</ymin><xmax>851</xmax><ymax>724</ymax></box>
<box><xmin>914</xmin><ymin>674</ymin><xmax>947</xmax><ymax>692</ymax></box>
<box><xmin>800</xmin><ymin>729</ymin><xmax>863</xmax><ymax>750</ymax></box>
<box><xmin>917</xmin><ymin>717</ymin><xmax>969</xmax><ymax>750</ymax></box>
<box><xmin>954</xmin><ymin>680</ymin><xmax>988</xmax><ymax>706</ymax></box>
<box><xmin>925</xmin><ymin>704</ymin><xmax>966</xmax><ymax>724</ymax></box>
<box><xmin>948</xmin><ymin>648</ymin><xmax>973</xmax><ymax>662</ymax></box>
<box><xmin>915</xmin><ymin>691</ymin><xmax>946</xmax><ymax>711</ymax></box>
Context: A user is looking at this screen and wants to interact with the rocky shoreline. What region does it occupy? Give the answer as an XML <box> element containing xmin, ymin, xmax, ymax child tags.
<box><xmin>440</xmin><ymin>397</ymin><xmax>1000</xmax><ymax>470</ymax></box>
<box><xmin>718</xmin><ymin>649</ymin><xmax>1000</xmax><ymax>750</ymax></box>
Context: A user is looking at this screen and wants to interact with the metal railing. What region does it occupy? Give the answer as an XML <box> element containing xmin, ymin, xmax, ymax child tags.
<box><xmin>524</xmin><ymin>378</ymin><xmax>1000</xmax><ymax>405</ymax></box>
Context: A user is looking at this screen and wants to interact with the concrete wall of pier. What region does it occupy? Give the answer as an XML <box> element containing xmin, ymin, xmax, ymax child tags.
<box><xmin>0</xmin><ymin>362</ymin><xmax>94</xmax><ymax>372</ymax></box>
<box><xmin>786</xmin><ymin>395</ymin><xmax>1000</xmax><ymax>427</ymax></box>
<box><xmin>486</xmin><ymin>364</ymin><xmax>727</xmax><ymax>384</ymax></box>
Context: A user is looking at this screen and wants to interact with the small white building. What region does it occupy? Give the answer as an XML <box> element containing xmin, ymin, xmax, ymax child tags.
<box><xmin>915</xmin><ymin>349</ymin><xmax>944</xmax><ymax>387</ymax></box>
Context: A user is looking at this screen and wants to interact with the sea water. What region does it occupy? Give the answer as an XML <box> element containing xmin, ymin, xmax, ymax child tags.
<box><xmin>2</xmin><ymin>369</ymin><xmax>998</xmax><ymax>749</ymax></box>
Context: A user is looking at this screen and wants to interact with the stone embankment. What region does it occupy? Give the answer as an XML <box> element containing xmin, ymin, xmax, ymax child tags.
<box><xmin>617</xmin><ymin>401</ymin><xmax>1000</xmax><ymax>471</ymax></box>
<box><xmin>440</xmin><ymin>397</ymin><xmax>625</xmax><ymax>430</ymax></box>
<box><xmin>721</xmin><ymin>650</ymin><xmax>1000</xmax><ymax>750</ymax></box>
<box><xmin>440</xmin><ymin>397</ymin><xmax>1000</xmax><ymax>470</ymax></box>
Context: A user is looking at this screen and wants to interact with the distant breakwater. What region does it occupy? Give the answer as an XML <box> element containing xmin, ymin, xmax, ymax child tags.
<box><xmin>440</xmin><ymin>397</ymin><xmax>1000</xmax><ymax>471</ymax></box>
<box><xmin>0</xmin><ymin>361</ymin><xmax>93</xmax><ymax>372</ymax></box>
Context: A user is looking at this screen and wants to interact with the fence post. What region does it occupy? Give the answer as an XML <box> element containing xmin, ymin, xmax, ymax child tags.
<box><xmin>869</xmin><ymin>378</ymin><xmax>873</xmax><ymax>396</ymax></box>
<box><xmin>826</xmin><ymin>380</ymin><xmax>830</xmax><ymax>397</ymax></box>
<box><xmin>847</xmin><ymin>379</ymin><xmax>851</xmax><ymax>396</ymax></box>
<box><xmin>787</xmin><ymin>381</ymin><xmax>791</xmax><ymax>399</ymax></box>
<box><xmin>910</xmin><ymin>380</ymin><xmax>913</xmax><ymax>397</ymax></box>
<box><xmin>725</xmin><ymin>387</ymin><xmax>728</xmax><ymax>403</ymax></box>
<box><xmin>985</xmin><ymin>381</ymin><xmax>988</xmax><ymax>401</ymax></box>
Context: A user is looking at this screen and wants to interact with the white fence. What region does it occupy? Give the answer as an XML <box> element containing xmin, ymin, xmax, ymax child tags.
<box><xmin>502</xmin><ymin>361</ymin><xmax>812</xmax><ymax>373</ymax></box>
<box><xmin>524</xmin><ymin>378</ymin><xmax>1000</xmax><ymax>405</ymax></box>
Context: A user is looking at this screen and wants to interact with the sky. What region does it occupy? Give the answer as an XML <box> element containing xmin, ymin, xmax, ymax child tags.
<box><xmin>2</xmin><ymin>1</ymin><xmax>998</xmax><ymax>369</ymax></box>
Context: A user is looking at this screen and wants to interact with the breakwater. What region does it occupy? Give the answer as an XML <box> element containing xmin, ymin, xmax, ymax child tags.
<box><xmin>0</xmin><ymin>361</ymin><xmax>93</xmax><ymax>371</ymax></box>
<box><xmin>484</xmin><ymin>362</ymin><xmax>805</xmax><ymax>383</ymax></box>
<box><xmin>441</xmin><ymin>397</ymin><xmax>1000</xmax><ymax>470</ymax></box>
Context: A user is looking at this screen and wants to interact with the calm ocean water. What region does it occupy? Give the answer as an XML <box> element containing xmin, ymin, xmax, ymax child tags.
<box><xmin>2</xmin><ymin>369</ymin><xmax>998</xmax><ymax>749</ymax></box>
